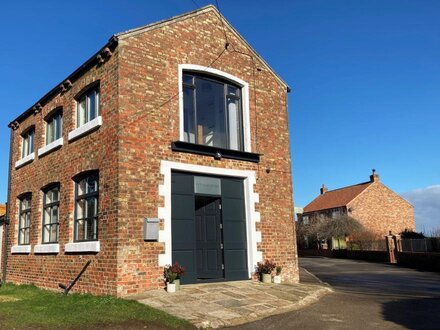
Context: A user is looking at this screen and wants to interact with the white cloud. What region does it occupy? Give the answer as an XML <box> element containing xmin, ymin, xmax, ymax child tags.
<box><xmin>401</xmin><ymin>185</ymin><xmax>440</xmax><ymax>235</ymax></box>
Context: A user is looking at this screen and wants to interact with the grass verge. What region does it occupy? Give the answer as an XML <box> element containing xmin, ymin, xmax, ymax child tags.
<box><xmin>0</xmin><ymin>283</ymin><xmax>194</xmax><ymax>329</ymax></box>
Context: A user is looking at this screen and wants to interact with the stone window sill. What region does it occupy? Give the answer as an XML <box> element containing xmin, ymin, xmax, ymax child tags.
<box><xmin>65</xmin><ymin>241</ymin><xmax>100</xmax><ymax>253</ymax></box>
<box><xmin>38</xmin><ymin>138</ymin><xmax>64</xmax><ymax>157</ymax></box>
<box><xmin>171</xmin><ymin>141</ymin><xmax>261</xmax><ymax>163</ymax></box>
<box><xmin>15</xmin><ymin>153</ymin><xmax>35</xmax><ymax>169</ymax></box>
<box><xmin>68</xmin><ymin>116</ymin><xmax>102</xmax><ymax>142</ymax></box>
<box><xmin>11</xmin><ymin>245</ymin><xmax>31</xmax><ymax>254</ymax></box>
<box><xmin>34</xmin><ymin>243</ymin><xmax>60</xmax><ymax>254</ymax></box>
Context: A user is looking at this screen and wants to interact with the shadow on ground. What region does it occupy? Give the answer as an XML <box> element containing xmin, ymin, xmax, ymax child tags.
<box><xmin>382</xmin><ymin>297</ymin><xmax>440</xmax><ymax>329</ymax></box>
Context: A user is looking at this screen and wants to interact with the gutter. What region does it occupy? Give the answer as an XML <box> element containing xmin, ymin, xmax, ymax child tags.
<box><xmin>2</xmin><ymin>129</ymin><xmax>13</xmax><ymax>282</ymax></box>
<box><xmin>8</xmin><ymin>36</ymin><xmax>118</xmax><ymax>128</ymax></box>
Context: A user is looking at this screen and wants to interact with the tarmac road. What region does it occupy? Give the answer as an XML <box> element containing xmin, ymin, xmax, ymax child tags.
<box><xmin>231</xmin><ymin>257</ymin><xmax>440</xmax><ymax>329</ymax></box>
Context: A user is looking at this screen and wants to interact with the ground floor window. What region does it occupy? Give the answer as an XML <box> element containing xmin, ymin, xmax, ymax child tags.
<box><xmin>18</xmin><ymin>194</ymin><xmax>31</xmax><ymax>245</ymax></box>
<box><xmin>74</xmin><ymin>172</ymin><xmax>99</xmax><ymax>241</ymax></box>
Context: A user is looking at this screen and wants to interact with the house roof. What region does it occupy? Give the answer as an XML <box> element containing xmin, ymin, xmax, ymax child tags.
<box><xmin>9</xmin><ymin>5</ymin><xmax>289</xmax><ymax>128</ymax></box>
<box><xmin>0</xmin><ymin>204</ymin><xmax>6</xmax><ymax>217</ymax></box>
<box><xmin>303</xmin><ymin>182</ymin><xmax>372</xmax><ymax>213</ymax></box>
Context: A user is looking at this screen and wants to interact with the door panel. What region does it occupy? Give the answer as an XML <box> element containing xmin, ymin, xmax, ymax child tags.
<box><xmin>195</xmin><ymin>197</ymin><xmax>223</xmax><ymax>279</ymax></box>
<box><xmin>171</xmin><ymin>173</ymin><xmax>197</xmax><ymax>284</ymax></box>
<box><xmin>222</xmin><ymin>178</ymin><xmax>249</xmax><ymax>281</ymax></box>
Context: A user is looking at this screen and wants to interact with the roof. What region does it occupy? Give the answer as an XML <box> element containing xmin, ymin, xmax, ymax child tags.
<box><xmin>9</xmin><ymin>5</ymin><xmax>289</xmax><ymax>127</ymax></box>
<box><xmin>0</xmin><ymin>204</ymin><xmax>6</xmax><ymax>217</ymax></box>
<box><xmin>303</xmin><ymin>182</ymin><xmax>372</xmax><ymax>213</ymax></box>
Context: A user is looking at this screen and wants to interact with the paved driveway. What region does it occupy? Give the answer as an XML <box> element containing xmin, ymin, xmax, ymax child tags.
<box><xmin>128</xmin><ymin>280</ymin><xmax>330</xmax><ymax>328</ymax></box>
<box><xmin>231</xmin><ymin>257</ymin><xmax>440</xmax><ymax>329</ymax></box>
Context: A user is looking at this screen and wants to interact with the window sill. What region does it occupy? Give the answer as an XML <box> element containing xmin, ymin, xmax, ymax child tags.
<box><xmin>65</xmin><ymin>241</ymin><xmax>100</xmax><ymax>253</ymax></box>
<box><xmin>38</xmin><ymin>138</ymin><xmax>64</xmax><ymax>157</ymax></box>
<box><xmin>171</xmin><ymin>141</ymin><xmax>261</xmax><ymax>163</ymax></box>
<box><xmin>68</xmin><ymin>116</ymin><xmax>102</xmax><ymax>142</ymax></box>
<box><xmin>34</xmin><ymin>243</ymin><xmax>60</xmax><ymax>254</ymax></box>
<box><xmin>11</xmin><ymin>245</ymin><xmax>31</xmax><ymax>254</ymax></box>
<box><xmin>15</xmin><ymin>153</ymin><xmax>35</xmax><ymax>169</ymax></box>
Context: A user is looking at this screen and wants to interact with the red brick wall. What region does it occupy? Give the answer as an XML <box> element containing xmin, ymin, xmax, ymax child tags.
<box><xmin>348</xmin><ymin>182</ymin><xmax>415</xmax><ymax>236</ymax></box>
<box><xmin>5</xmin><ymin>7</ymin><xmax>298</xmax><ymax>296</ymax></box>
<box><xmin>5</xmin><ymin>49</ymin><xmax>120</xmax><ymax>295</ymax></box>
<box><xmin>115</xmin><ymin>8</ymin><xmax>297</xmax><ymax>296</ymax></box>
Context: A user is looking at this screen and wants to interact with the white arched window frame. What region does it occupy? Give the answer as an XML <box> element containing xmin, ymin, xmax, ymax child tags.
<box><xmin>178</xmin><ymin>64</ymin><xmax>252</xmax><ymax>152</ymax></box>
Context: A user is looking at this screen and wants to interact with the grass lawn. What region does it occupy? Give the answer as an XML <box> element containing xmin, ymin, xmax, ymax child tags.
<box><xmin>0</xmin><ymin>283</ymin><xmax>194</xmax><ymax>329</ymax></box>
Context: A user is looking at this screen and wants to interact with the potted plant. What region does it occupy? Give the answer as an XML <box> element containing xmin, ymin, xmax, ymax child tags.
<box><xmin>256</xmin><ymin>260</ymin><xmax>276</xmax><ymax>283</ymax></box>
<box><xmin>164</xmin><ymin>263</ymin><xmax>179</xmax><ymax>293</ymax></box>
<box><xmin>170</xmin><ymin>262</ymin><xmax>185</xmax><ymax>291</ymax></box>
<box><xmin>273</xmin><ymin>266</ymin><xmax>282</xmax><ymax>284</ymax></box>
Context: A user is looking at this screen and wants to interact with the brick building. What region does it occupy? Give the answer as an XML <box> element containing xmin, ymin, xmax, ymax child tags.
<box><xmin>2</xmin><ymin>6</ymin><xmax>298</xmax><ymax>296</ymax></box>
<box><xmin>299</xmin><ymin>170</ymin><xmax>415</xmax><ymax>236</ymax></box>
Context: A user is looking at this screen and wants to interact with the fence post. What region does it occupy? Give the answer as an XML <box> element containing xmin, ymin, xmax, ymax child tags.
<box><xmin>385</xmin><ymin>231</ymin><xmax>397</xmax><ymax>264</ymax></box>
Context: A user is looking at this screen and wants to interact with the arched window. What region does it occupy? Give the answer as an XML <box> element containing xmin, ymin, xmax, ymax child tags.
<box><xmin>18</xmin><ymin>193</ymin><xmax>32</xmax><ymax>245</ymax></box>
<box><xmin>74</xmin><ymin>171</ymin><xmax>99</xmax><ymax>241</ymax></box>
<box><xmin>182</xmin><ymin>72</ymin><xmax>244</xmax><ymax>151</ymax></box>
<box><xmin>42</xmin><ymin>184</ymin><xmax>60</xmax><ymax>243</ymax></box>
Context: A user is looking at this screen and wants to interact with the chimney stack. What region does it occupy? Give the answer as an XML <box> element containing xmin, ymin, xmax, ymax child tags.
<box><xmin>320</xmin><ymin>184</ymin><xmax>328</xmax><ymax>195</ymax></box>
<box><xmin>370</xmin><ymin>169</ymin><xmax>380</xmax><ymax>182</ymax></box>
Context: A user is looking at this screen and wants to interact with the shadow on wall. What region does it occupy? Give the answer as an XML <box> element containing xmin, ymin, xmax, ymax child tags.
<box><xmin>382</xmin><ymin>297</ymin><xmax>440</xmax><ymax>329</ymax></box>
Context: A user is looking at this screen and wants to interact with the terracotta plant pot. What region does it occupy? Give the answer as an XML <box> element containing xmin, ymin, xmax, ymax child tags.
<box><xmin>261</xmin><ymin>273</ymin><xmax>272</xmax><ymax>283</ymax></box>
<box><xmin>174</xmin><ymin>278</ymin><xmax>181</xmax><ymax>290</ymax></box>
<box><xmin>166</xmin><ymin>283</ymin><xmax>176</xmax><ymax>293</ymax></box>
<box><xmin>273</xmin><ymin>275</ymin><xmax>281</xmax><ymax>284</ymax></box>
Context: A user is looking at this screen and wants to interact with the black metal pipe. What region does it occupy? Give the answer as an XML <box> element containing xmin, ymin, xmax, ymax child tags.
<box><xmin>2</xmin><ymin>128</ymin><xmax>13</xmax><ymax>282</ymax></box>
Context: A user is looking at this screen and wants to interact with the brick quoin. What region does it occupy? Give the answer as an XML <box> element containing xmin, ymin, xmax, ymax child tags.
<box><xmin>4</xmin><ymin>6</ymin><xmax>298</xmax><ymax>297</ymax></box>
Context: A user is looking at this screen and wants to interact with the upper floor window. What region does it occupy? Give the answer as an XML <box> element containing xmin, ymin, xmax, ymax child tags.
<box><xmin>74</xmin><ymin>172</ymin><xmax>99</xmax><ymax>241</ymax></box>
<box><xmin>77</xmin><ymin>86</ymin><xmax>100</xmax><ymax>128</ymax></box>
<box><xmin>21</xmin><ymin>128</ymin><xmax>35</xmax><ymax>158</ymax></box>
<box><xmin>183</xmin><ymin>73</ymin><xmax>243</xmax><ymax>151</ymax></box>
<box><xmin>45</xmin><ymin>110</ymin><xmax>62</xmax><ymax>144</ymax></box>
<box><xmin>18</xmin><ymin>194</ymin><xmax>31</xmax><ymax>245</ymax></box>
<box><xmin>42</xmin><ymin>185</ymin><xmax>60</xmax><ymax>243</ymax></box>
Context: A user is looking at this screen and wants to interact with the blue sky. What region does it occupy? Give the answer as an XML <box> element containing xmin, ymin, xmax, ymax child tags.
<box><xmin>1</xmin><ymin>0</ymin><xmax>439</xmax><ymax>231</ymax></box>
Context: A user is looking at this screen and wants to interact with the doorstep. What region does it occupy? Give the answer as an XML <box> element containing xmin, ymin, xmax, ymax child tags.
<box><xmin>127</xmin><ymin>280</ymin><xmax>332</xmax><ymax>328</ymax></box>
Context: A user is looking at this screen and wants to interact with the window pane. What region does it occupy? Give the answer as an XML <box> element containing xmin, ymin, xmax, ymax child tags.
<box><xmin>55</xmin><ymin>114</ymin><xmax>62</xmax><ymax>140</ymax></box>
<box><xmin>183</xmin><ymin>74</ymin><xmax>193</xmax><ymax>85</ymax></box>
<box><xmin>195</xmin><ymin>78</ymin><xmax>226</xmax><ymax>148</ymax></box>
<box><xmin>183</xmin><ymin>86</ymin><xmax>195</xmax><ymax>143</ymax></box>
<box><xmin>76</xmin><ymin>199</ymin><xmax>85</xmax><ymax>219</ymax></box>
<box><xmin>44</xmin><ymin>207</ymin><xmax>51</xmax><ymax>225</ymax></box>
<box><xmin>50</xmin><ymin>224</ymin><xmax>58</xmax><ymax>242</ymax></box>
<box><xmin>76</xmin><ymin>219</ymin><xmax>85</xmax><ymax>241</ymax></box>
<box><xmin>43</xmin><ymin>225</ymin><xmax>49</xmax><ymax>242</ymax></box>
<box><xmin>77</xmin><ymin>179</ymin><xmax>86</xmax><ymax>196</ymax></box>
<box><xmin>86</xmin><ymin>176</ymin><xmax>98</xmax><ymax>194</ymax></box>
<box><xmin>22</xmin><ymin>136</ymin><xmax>28</xmax><ymax>158</ymax></box>
<box><xmin>88</xmin><ymin>90</ymin><xmax>96</xmax><ymax>121</ymax></box>
<box><xmin>228</xmin><ymin>86</ymin><xmax>239</xmax><ymax>96</ymax></box>
<box><xmin>47</xmin><ymin>120</ymin><xmax>54</xmax><ymax>144</ymax></box>
<box><xmin>78</xmin><ymin>97</ymin><xmax>86</xmax><ymax>127</ymax></box>
<box><xmin>227</xmin><ymin>96</ymin><xmax>242</xmax><ymax>151</ymax></box>
<box><xmin>51</xmin><ymin>205</ymin><xmax>59</xmax><ymax>224</ymax></box>
<box><xmin>29</xmin><ymin>131</ymin><xmax>34</xmax><ymax>153</ymax></box>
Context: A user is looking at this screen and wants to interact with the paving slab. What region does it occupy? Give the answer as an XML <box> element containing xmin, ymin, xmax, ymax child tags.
<box><xmin>127</xmin><ymin>280</ymin><xmax>332</xmax><ymax>328</ymax></box>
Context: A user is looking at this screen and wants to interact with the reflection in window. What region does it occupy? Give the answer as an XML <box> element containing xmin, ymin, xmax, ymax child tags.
<box><xmin>42</xmin><ymin>185</ymin><xmax>60</xmax><ymax>243</ymax></box>
<box><xmin>77</xmin><ymin>86</ymin><xmax>100</xmax><ymax>127</ymax></box>
<box><xmin>19</xmin><ymin>194</ymin><xmax>31</xmax><ymax>245</ymax></box>
<box><xmin>183</xmin><ymin>73</ymin><xmax>243</xmax><ymax>151</ymax></box>
<box><xmin>74</xmin><ymin>173</ymin><xmax>99</xmax><ymax>241</ymax></box>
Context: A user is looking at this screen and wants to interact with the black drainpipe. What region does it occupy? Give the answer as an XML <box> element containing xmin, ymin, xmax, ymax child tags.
<box><xmin>2</xmin><ymin>128</ymin><xmax>13</xmax><ymax>282</ymax></box>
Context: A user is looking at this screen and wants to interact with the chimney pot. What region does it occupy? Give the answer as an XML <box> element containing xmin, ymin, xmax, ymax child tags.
<box><xmin>320</xmin><ymin>184</ymin><xmax>328</xmax><ymax>195</ymax></box>
<box><xmin>370</xmin><ymin>169</ymin><xmax>380</xmax><ymax>182</ymax></box>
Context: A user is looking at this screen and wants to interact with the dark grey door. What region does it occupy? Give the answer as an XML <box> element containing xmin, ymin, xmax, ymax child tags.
<box><xmin>222</xmin><ymin>178</ymin><xmax>249</xmax><ymax>280</ymax></box>
<box><xmin>195</xmin><ymin>197</ymin><xmax>224</xmax><ymax>279</ymax></box>
<box><xmin>171</xmin><ymin>172</ymin><xmax>248</xmax><ymax>284</ymax></box>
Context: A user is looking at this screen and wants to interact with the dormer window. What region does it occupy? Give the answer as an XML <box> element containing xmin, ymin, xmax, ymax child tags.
<box><xmin>183</xmin><ymin>73</ymin><xmax>244</xmax><ymax>151</ymax></box>
<box><xmin>21</xmin><ymin>128</ymin><xmax>35</xmax><ymax>158</ymax></box>
<box><xmin>77</xmin><ymin>86</ymin><xmax>100</xmax><ymax>128</ymax></box>
<box><xmin>46</xmin><ymin>110</ymin><xmax>62</xmax><ymax>144</ymax></box>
